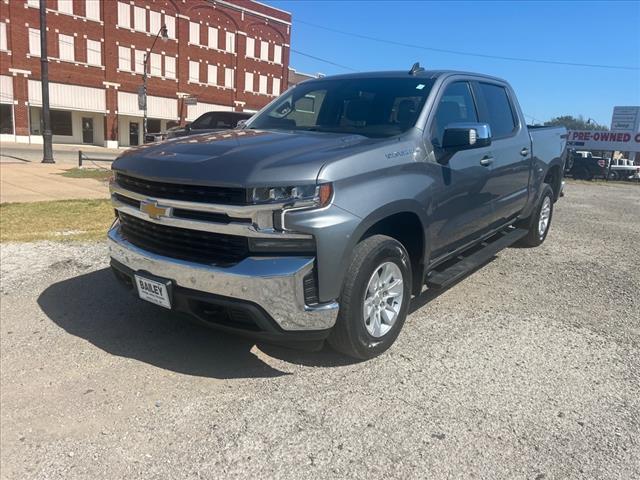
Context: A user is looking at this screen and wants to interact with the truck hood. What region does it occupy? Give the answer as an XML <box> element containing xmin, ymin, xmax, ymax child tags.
<box><xmin>113</xmin><ymin>129</ymin><xmax>373</xmax><ymax>187</ymax></box>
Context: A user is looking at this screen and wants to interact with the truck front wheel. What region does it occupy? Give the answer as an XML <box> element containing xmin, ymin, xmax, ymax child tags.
<box><xmin>328</xmin><ymin>235</ymin><xmax>412</xmax><ymax>360</ymax></box>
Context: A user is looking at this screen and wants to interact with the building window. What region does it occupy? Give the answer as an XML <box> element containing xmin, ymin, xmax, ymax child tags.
<box><xmin>58</xmin><ymin>0</ymin><xmax>73</xmax><ymax>15</ymax></box>
<box><xmin>272</xmin><ymin>77</ymin><xmax>281</xmax><ymax>96</ymax></box>
<box><xmin>117</xmin><ymin>2</ymin><xmax>130</xmax><ymax>29</ymax></box>
<box><xmin>165</xmin><ymin>56</ymin><xmax>176</xmax><ymax>79</ymax></box>
<box><xmin>149</xmin><ymin>11</ymin><xmax>161</xmax><ymax>35</ymax></box>
<box><xmin>85</xmin><ymin>0</ymin><xmax>100</xmax><ymax>21</ymax></box>
<box><xmin>134</xmin><ymin>6</ymin><xmax>146</xmax><ymax>32</ymax></box>
<box><xmin>164</xmin><ymin>15</ymin><xmax>175</xmax><ymax>39</ymax></box>
<box><xmin>150</xmin><ymin>53</ymin><xmax>161</xmax><ymax>76</ymax></box>
<box><xmin>244</xmin><ymin>72</ymin><xmax>253</xmax><ymax>92</ymax></box>
<box><xmin>27</xmin><ymin>0</ymin><xmax>39</xmax><ymax>7</ymax></box>
<box><xmin>224</xmin><ymin>68</ymin><xmax>234</xmax><ymax>88</ymax></box>
<box><xmin>208</xmin><ymin>26</ymin><xmax>218</xmax><ymax>49</ymax></box>
<box><xmin>0</xmin><ymin>22</ymin><xmax>7</xmax><ymax>52</ymax></box>
<box><xmin>51</xmin><ymin>110</ymin><xmax>72</xmax><ymax>136</ymax></box>
<box><xmin>189</xmin><ymin>22</ymin><xmax>200</xmax><ymax>45</ymax></box>
<box><xmin>246</xmin><ymin>37</ymin><xmax>255</xmax><ymax>58</ymax></box>
<box><xmin>29</xmin><ymin>28</ymin><xmax>41</xmax><ymax>56</ymax></box>
<box><xmin>134</xmin><ymin>50</ymin><xmax>145</xmax><ymax>74</ymax></box>
<box><xmin>189</xmin><ymin>61</ymin><xmax>200</xmax><ymax>83</ymax></box>
<box><xmin>86</xmin><ymin>39</ymin><xmax>101</xmax><ymax>66</ymax></box>
<box><xmin>147</xmin><ymin>118</ymin><xmax>161</xmax><ymax>134</ymax></box>
<box><xmin>58</xmin><ymin>34</ymin><xmax>75</xmax><ymax>62</ymax></box>
<box><xmin>259</xmin><ymin>75</ymin><xmax>267</xmax><ymax>94</ymax></box>
<box><xmin>207</xmin><ymin>65</ymin><xmax>217</xmax><ymax>85</ymax></box>
<box><xmin>260</xmin><ymin>41</ymin><xmax>268</xmax><ymax>61</ymax></box>
<box><xmin>118</xmin><ymin>46</ymin><xmax>131</xmax><ymax>71</ymax></box>
<box><xmin>0</xmin><ymin>104</ymin><xmax>13</xmax><ymax>134</ymax></box>
<box><xmin>225</xmin><ymin>32</ymin><xmax>235</xmax><ymax>53</ymax></box>
<box><xmin>274</xmin><ymin>45</ymin><xmax>282</xmax><ymax>64</ymax></box>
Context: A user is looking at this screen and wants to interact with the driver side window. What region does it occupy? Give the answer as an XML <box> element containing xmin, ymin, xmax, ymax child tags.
<box><xmin>191</xmin><ymin>113</ymin><xmax>213</xmax><ymax>130</ymax></box>
<box><xmin>431</xmin><ymin>82</ymin><xmax>478</xmax><ymax>146</ymax></box>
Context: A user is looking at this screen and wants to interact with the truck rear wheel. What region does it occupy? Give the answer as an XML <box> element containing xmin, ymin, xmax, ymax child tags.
<box><xmin>328</xmin><ymin>235</ymin><xmax>412</xmax><ymax>360</ymax></box>
<box><xmin>516</xmin><ymin>184</ymin><xmax>554</xmax><ymax>248</ymax></box>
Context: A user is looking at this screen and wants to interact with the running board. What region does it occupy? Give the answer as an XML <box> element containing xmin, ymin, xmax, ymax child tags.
<box><xmin>425</xmin><ymin>228</ymin><xmax>528</xmax><ymax>289</ymax></box>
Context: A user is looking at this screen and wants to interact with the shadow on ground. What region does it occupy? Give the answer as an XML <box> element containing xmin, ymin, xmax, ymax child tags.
<box><xmin>37</xmin><ymin>268</ymin><xmax>353</xmax><ymax>379</ymax></box>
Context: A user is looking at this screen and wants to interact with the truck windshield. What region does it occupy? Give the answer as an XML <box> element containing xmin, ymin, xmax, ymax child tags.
<box><xmin>248</xmin><ymin>77</ymin><xmax>435</xmax><ymax>138</ymax></box>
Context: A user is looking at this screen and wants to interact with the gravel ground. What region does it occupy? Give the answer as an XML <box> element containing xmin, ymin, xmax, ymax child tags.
<box><xmin>1</xmin><ymin>181</ymin><xmax>639</xmax><ymax>480</ymax></box>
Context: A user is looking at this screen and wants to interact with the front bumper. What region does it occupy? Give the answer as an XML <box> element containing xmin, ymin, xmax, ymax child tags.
<box><xmin>108</xmin><ymin>226</ymin><xmax>339</xmax><ymax>334</ymax></box>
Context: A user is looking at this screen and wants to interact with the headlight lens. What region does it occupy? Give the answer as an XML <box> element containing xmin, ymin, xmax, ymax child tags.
<box><xmin>250</xmin><ymin>183</ymin><xmax>332</xmax><ymax>208</ymax></box>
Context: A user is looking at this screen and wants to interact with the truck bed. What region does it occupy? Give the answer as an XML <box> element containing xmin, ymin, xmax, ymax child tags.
<box><xmin>529</xmin><ymin>126</ymin><xmax>567</xmax><ymax>166</ymax></box>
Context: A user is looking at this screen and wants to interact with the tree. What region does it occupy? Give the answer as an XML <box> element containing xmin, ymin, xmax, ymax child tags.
<box><xmin>544</xmin><ymin>115</ymin><xmax>608</xmax><ymax>131</ymax></box>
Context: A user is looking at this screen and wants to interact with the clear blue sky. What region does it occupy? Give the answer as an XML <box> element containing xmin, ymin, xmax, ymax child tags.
<box><xmin>271</xmin><ymin>0</ymin><xmax>640</xmax><ymax>126</ymax></box>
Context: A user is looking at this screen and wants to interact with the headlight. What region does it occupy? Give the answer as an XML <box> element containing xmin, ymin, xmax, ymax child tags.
<box><xmin>250</xmin><ymin>183</ymin><xmax>333</xmax><ymax>208</ymax></box>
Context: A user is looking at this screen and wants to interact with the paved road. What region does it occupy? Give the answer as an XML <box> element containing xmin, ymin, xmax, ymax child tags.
<box><xmin>1</xmin><ymin>181</ymin><xmax>639</xmax><ymax>479</ymax></box>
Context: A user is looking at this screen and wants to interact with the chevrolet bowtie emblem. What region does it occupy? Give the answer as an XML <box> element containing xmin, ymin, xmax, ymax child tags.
<box><xmin>140</xmin><ymin>200</ymin><xmax>171</xmax><ymax>220</ymax></box>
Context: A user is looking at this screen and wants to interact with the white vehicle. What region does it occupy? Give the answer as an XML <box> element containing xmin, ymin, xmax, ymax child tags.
<box><xmin>608</xmin><ymin>158</ymin><xmax>640</xmax><ymax>181</ymax></box>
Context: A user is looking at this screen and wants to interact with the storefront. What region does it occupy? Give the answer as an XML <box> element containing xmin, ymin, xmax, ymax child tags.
<box><xmin>0</xmin><ymin>75</ymin><xmax>15</xmax><ymax>142</ymax></box>
<box><xmin>117</xmin><ymin>92</ymin><xmax>179</xmax><ymax>147</ymax></box>
<box><xmin>27</xmin><ymin>80</ymin><xmax>106</xmax><ymax>146</ymax></box>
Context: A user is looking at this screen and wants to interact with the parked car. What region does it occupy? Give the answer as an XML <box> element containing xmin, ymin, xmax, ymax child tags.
<box><xmin>608</xmin><ymin>158</ymin><xmax>640</xmax><ymax>181</ymax></box>
<box><xmin>566</xmin><ymin>152</ymin><xmax>608</xmax><ymax>180</ymax></box>
<box><xmin>108</xmin><ymin>66</ymin><xmax>567</xmax><ymax>359</ymax></box>
<box><xmin>166</xmin><ymin>111</ymin><xmax>253</xmax><ymax>138</ymax></box>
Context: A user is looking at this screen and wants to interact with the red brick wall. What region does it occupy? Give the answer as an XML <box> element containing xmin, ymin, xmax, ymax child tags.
<box><xmin>0</xmin><ymin>0</ymin><xmax>291</xmax><ymax>139</ymax></box>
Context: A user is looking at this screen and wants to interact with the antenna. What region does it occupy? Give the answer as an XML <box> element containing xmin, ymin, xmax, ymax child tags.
<box><xmin>409</xmin><ymin>62</ymin><xmax>425</xmax><ymax>75</ymax></box>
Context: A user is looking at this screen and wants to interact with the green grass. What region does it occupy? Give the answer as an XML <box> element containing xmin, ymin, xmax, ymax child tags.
<box><xmin>0</xmin><ymin>199</ymin><xmax>114</xmax><ymax>242</ymax></box>
<box><xmin>59</xmin><ymin>168</ymin><xmax>112</xmax><ymax>182</ymax></box>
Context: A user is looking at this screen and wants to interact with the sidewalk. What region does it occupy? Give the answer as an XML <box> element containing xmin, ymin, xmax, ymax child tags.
<box><xmin>0</xmin><ymin>141</ymin><xmax>122</xmax><ymax>166</ymax></box>
<box><xmin>0</xmin><ymin>163</ymin><xmax>110</xmax><ymax>203</ymax></box>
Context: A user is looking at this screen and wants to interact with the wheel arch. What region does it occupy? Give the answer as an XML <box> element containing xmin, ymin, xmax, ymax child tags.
<box><xmin>345</xmin><ymin>201</ymin><xmax>428</xmax><ymax>295</ymax></box>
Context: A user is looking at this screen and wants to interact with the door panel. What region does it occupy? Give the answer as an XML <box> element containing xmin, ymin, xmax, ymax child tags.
<box><xmin>429</xmin><ymin>148</ymin><xmax>495</xmax><ymax>256</ymax></box>
<box><xmin>427</xmin><ymin>81</ymin><xmax>496</xmax><ymax>256</ymax></box>
<box><xmin>82</xmin><ymin>118</ymin><xmax>93</xmax><ymax>144</ymax></box>
<box><xmin>473</xmin><ymin>82</ymin><xmax>531</xmax><ymax>224</ymax></box>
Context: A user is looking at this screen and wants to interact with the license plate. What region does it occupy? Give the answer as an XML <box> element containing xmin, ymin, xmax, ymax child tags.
<box><xmin>134</xmin><ymin>274</ymin><xmax>171</xmax><ymax>309</ymax></box>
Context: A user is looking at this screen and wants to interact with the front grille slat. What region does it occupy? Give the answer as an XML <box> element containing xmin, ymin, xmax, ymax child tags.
<box><xmin>116</xmin><ymin>173</ymin><xmax>247</xmax><ymax>205</ymax></box>
<box><xmin>119</xmin><ymin>212</ymin><xmax>248</xmax><ymax>265</ymax></box>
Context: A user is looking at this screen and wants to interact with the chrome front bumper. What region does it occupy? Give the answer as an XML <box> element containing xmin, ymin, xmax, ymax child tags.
<box><xmin>108</xmin><ymin>226</ymin><xmax>338</xmax><ymax>331</ymax></box>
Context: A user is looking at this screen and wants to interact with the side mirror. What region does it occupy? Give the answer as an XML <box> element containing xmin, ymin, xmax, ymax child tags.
<box><xmin>236</xmin><ymin>119</ymin><xmax>247</xmax><ymax>129</ymax></box>
<box><xmin>184</xmin><ymin>122</ymin><xmax>192</xmax><ymax>131</ymax></box>
<box><xmin>442</xmin><ymin>123</ymin><xmax>492</xmax><ymax>151</ymax></box>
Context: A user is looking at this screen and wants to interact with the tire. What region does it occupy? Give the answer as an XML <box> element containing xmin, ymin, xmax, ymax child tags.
<box><xmin>515</xmin><ymin>184</ymin><xmax>554</xmax><ymax>248</ymax></box>
<box><xmin>573</xmin><ymin>167</ymin><xmax>592</xmax><ymax>181</ymax></box>
<box><xmin>608</xmin><ymin>171</ymin><xmax>620</xmax><ymax>181</ymax></box>
<box><xmin>328</xmin><ymin>235</ymin><xmax>412</xmax><ymax>360</ymax></box>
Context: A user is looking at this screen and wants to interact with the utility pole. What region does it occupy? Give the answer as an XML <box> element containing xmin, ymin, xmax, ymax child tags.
<box><xmin>39</xmin><ymin>0</ymin><xmax>54</xmax><ymax>163</ymax></box>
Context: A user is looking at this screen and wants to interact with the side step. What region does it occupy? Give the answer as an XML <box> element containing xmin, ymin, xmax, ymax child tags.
<box><xmin>425</xmin><ymin>228</ymin><xmax>527</xmax><ymax>289</ymax></box>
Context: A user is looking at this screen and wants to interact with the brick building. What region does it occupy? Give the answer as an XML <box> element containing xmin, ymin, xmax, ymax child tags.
<box><xmin>0</xmin><ymin>0</ymin><xmax>291</xmax><ymax>147</ymax></box>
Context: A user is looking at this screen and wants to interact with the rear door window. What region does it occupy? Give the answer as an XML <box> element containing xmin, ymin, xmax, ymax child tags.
<box><xmin>430</xmin><ymin>81</ymin><xmax>478</xmax><ymax>146</ymax></box>
<box><xmin>476</xmin><ymin>83</ymin><xmax>517</xmax><ymax>138</ymax></box>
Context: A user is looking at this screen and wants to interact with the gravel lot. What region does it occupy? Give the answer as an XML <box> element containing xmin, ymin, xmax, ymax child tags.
<box><xmin>1</xmin><ymin>181</ymin><xmax>639</xmax><ymax>480</ymax></box>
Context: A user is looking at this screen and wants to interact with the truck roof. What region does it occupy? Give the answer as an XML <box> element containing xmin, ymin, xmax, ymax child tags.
<box><xmin>304</xmin><ymin>70</ymin><xmax>509</xmax><ymax>84</ymax></box>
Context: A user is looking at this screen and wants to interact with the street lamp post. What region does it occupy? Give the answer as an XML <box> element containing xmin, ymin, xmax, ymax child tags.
<box><xmin>142</xmin><ymin>24</ymin><xmax>169</xmax><ymax>143</ymax></box>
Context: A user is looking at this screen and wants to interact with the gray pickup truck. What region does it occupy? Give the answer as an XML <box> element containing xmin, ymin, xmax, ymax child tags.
<box><xmin>108</xmin><ymin>66</ymin><xmax>567</xmax><ymax>359</ymax></box>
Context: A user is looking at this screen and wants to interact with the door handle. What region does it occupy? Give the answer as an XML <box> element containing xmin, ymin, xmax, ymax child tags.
<box><xmin>520</xmin><ymin>147</ymin><xmax>530</xmax><ymax>157</ymax></box>
<box><xmin>480</xmin><ymin>156</ymin><xmax>494</xmax><ymax>166</ymax></box>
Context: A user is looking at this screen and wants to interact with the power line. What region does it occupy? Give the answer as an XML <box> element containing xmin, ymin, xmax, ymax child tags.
<box><xmin>295</xmin><ymin>19</ymin><xmax>640</xmax><ymax>71</ymax></box>
<box><xmin>290</xmin><ymin>48</ymin><xmax>356</xmax><ymax>71</ymax></box>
